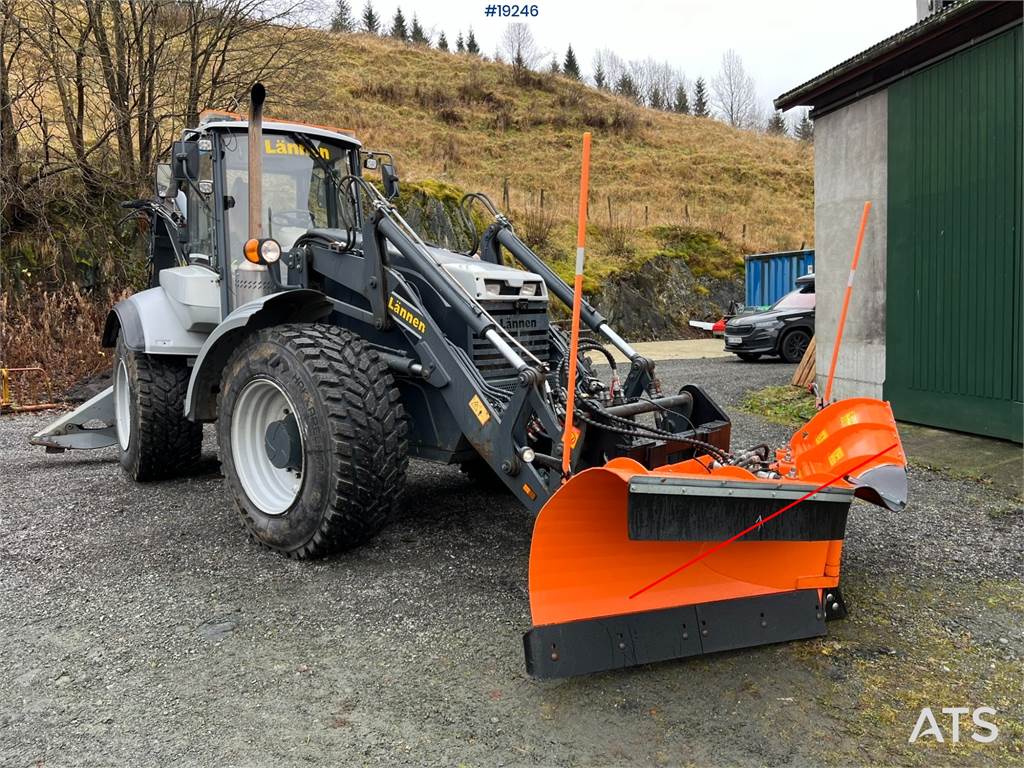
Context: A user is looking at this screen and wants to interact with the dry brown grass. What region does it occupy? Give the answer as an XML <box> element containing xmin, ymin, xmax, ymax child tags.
<box><xmin>0</xmin><ymin>285</ymin><xmax>123</xmax><ymax>398</ymax></box>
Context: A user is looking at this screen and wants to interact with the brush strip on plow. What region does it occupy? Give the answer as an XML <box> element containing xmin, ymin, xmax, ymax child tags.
<box><xmin>524</xmin><ymin>398</ymin><xmax>907</xmax><ymax>679</ymax></box>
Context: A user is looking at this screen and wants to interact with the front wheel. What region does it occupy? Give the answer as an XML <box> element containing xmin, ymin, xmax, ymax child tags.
<box><xmin>217</xmin><ymin>324</ymin><xmax>408</xmax><ymax>558</ymax></box>
<box><xmin>779</xmin><ymin>329</ymin><xmax>811</xmax><ymax>364</ymax></box>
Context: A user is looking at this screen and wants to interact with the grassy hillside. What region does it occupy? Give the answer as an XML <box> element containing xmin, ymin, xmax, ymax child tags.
<box><xmin>270</xmin><ymin>32</ymin><xmax>814</xmax><ymax>263</ymax></box>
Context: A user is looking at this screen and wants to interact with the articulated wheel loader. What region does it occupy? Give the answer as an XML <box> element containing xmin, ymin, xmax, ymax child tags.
<box><xmin>32</xmin><ymin>85</ymin><xmax>908</xmax><ymax>678</ymax></box>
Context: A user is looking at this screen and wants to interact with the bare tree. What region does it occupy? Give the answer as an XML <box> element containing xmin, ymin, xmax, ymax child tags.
<box><xmin>711</xmin><ymin>49</ymin><xmax>758</xmax><ymax>129</ymax></box>
<box><xmin>593</xmin><ymin>49</ymin><xmax>625</xmax><ymax>92</ymax></box>
<box><xmin>5</xmin><ymin>0</ymin><xmax>321</xmax><ymax>197</ymax></box>
<box><xmin>499</xmin><ymin>23</ymin><xmax>542</xmax><ymax>82</ymax></box>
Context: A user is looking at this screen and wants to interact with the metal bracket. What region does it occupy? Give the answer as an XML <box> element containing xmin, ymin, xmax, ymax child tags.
<box><xmin>29</xmin><ymin>387</ymin><xmax>117</xmax><ymax>452</ymax></box>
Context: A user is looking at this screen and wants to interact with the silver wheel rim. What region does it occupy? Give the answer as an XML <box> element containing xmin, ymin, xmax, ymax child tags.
<box><xmin>230</xmin><ymin>378</ymin><xmax>304</xmax><ymax>515</ymax></box>
<box><xmin>114</xmin><ymin>359</ymin><xmax>131</xmax><ymax>451</ymax></box>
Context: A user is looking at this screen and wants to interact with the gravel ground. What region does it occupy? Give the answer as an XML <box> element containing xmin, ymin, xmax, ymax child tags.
<box><xmin>1</xmin><ymin>356</ymin><xmax>1021</xmax><ymax>767</ymax></box>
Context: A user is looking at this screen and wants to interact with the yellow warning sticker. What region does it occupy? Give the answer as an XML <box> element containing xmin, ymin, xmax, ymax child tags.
<box><xmin>840</xmin><ymin>411</ymin><xmax>858</xmax><ymax>427</ymax></box>
<box><xmin>468</xmin><ymin>394</ymin><xmax>490</xmax><ymax>425</ymax></box>
<box><xmin>569</xmin><ymin>427</ymin><xmax>581</xmax><ymax>449</ymax></box>
<box><xmin>815</xmin><ymin>430</ymin><xmax>829</xmax><ymax>445</ymax></box>
<box><xmin>828</xmin><ymin>447</ymin><xmax>845</xmax><ymax>467</ymax></box>
<box><xmin>521</xmin><ymin>483</ymin><xmax>537</xmax><ymax>500</ymax></box>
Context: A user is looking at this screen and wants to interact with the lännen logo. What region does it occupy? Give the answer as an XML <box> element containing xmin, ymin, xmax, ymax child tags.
<box><xmin>499</xmin><ymin>317</ymin><xmax>538</xmax><ymax>331</ymax></box>
<box><xmin>387</xmin><ymin>294</ymin><xmax>427</xmax><ymax>335</ymax></box>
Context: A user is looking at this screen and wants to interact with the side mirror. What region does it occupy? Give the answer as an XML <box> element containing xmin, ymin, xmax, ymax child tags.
<box><xmin>155</xmin><ymin>163</ymin><xmax>174</xmax><ymax>198</ymax></box>
<box><xmin>381</xmin><ymin>163</ymin><xmax>400</xmax><ymax>200</ymax></box>
<box><xmin>171</xmin><ymin>141</ymin><xmax>200</xmax><ymax>181</ymax></box>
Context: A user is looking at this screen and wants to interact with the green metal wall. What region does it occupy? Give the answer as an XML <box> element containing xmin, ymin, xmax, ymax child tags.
<box><xmin>886</xmin><ymin>25</ymin><xmax>1022</xmax><ymax>442</ymax></box>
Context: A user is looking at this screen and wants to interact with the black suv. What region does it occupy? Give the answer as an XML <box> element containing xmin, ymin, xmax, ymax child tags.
<box><xmin>725</xmin><ymin>274</ymin><xmax>814</xmax><ymax>363</ymax></box>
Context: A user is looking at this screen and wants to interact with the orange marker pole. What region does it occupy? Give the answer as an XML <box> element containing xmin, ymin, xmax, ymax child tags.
<box><xmin>824</xmin><ymin>201</ymin><xmax>872</xmax><ymax>405</ymax></box>
<box><xmin>561</xmin><ymin>132</ymin><xmax>592</xmax><ymax>477</ymax></box>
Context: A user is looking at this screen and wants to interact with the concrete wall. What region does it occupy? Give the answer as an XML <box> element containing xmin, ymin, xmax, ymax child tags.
<box><xmin>813</xmin><ymin>90</ymin><xmax>888</xmax><ymax>400</ymax></box>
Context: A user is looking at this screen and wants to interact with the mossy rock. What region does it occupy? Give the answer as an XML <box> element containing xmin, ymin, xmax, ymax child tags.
<box><xmin>394</xmin><ymin>179</ymin><xmax>479</xmax><ymax>253</ymax></box>
<box><xmin>651</xmin><ymin>225</ymin><xmax>745</xmax><ymax>281</ymax></box>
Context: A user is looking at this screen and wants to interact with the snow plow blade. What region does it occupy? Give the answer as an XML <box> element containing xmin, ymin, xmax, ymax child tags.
<box><xmin>524</xmin><ymin>397</ymin><xmax>906</xmax><ymax>679</ymax></box>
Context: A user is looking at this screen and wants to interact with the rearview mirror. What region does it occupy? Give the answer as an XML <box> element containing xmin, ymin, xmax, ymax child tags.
<box><xmin>155</xmin><ymin>163</ymin><xmax>174</xmax><ymax>198</ymax></box>
<box><xmin>171</xmin><ymin>141</ymin><xmax>199</xmax><ymax>181</ymax></box>
<box><xmin>381</xmin><ymin>163</ymin><xmax>400</xmax><ymax>200</ymax></box>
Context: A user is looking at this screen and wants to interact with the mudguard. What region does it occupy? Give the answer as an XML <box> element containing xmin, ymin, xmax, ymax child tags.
<box><xmin>101</xmin><ymin>288</ymin><xmax>208</xmax><ymax>355</ymax></box>
<box><xmin>184</xmin><ymin>289</ymin><xmax>332</xmax><ymax>421</ymax></box>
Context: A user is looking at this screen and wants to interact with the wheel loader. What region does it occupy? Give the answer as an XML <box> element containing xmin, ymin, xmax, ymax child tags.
<box><xmin>32</xmin><ymin>85</ymin><xmax>908</xmax><ymax>679</ymax></box>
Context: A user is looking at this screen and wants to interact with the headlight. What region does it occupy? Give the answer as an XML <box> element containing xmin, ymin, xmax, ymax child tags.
<box><xmin>520</xmin><ymin>282</ymin><xmax>539</xmax><ymax>296</ymax></box>
<box><xmin>260</xmin><ymin>239</ymin><xmax>281</xmax><ymax>264</ymax></box>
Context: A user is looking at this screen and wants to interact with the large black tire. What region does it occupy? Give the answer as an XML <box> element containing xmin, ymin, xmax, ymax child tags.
<box><xmin>216</xmin><ymin>323</ymin><xmax>408</xmax><ymax>558</ymax></box>
<box><xmin>113</xmin><ymin>335</ymin><xmax>204</xmax><ymax>481</ymax></box>
<box><xmin>779</xmin><ymin>328</ymin><xmax>812</xmax><ymax>364</ymax></box>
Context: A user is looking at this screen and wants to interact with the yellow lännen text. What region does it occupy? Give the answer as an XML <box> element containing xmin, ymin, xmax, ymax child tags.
<box><xmin>387</xmin><ymin>295</ymin><xmax>427</xmax><ymax>334</ymax></box>
<box><xmin>264</xmin><ymin>139</ymin><xmax>330</xmax><ymax>159</ymax></box>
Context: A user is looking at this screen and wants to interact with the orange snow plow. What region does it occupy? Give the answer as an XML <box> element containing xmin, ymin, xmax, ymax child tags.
<box><xmin>524</xmin><ymin>398</ymin><xmax>906</xmax><ymax>679</ymax></box>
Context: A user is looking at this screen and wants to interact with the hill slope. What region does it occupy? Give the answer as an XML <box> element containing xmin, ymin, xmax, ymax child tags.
<box><xmin>271</xmin><ymin>32</ymin><xmax>814</xmax><ymax>259</ymax></box>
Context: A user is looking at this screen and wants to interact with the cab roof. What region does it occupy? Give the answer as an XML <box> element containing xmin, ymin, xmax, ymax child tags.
<box><xmin>196</xmin><ymin>113</ymin><xmax>362</xmax><ymax>149</ymax></box>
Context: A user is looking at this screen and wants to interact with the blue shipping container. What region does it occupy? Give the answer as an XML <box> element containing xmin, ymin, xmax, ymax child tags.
<box><xmin>744</xmin><ymin>249</ymin><xmax>815</xmax><ymax>307</ymax></box>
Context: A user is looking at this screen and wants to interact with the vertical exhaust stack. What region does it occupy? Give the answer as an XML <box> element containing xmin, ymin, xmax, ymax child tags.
<box><xmin>234</xmin><ymin>82</ymin><xmax>274</xmax><ymax>307</ymax></box>
<box><xmin>247</xmin><ymin>82</ymin><xmax>266</xmax><ymax>239</ymax></box>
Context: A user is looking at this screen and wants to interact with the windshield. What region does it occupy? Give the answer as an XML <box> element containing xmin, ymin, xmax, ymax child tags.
<box><xmin>220</xmin><ymin>130</ymin><xmax>355</xmax><ymax>259</ymax></box>
<box><xmin>772</xmin><ymin>285</ymin><xmax>815</xmax><ymax>310</ymax></box>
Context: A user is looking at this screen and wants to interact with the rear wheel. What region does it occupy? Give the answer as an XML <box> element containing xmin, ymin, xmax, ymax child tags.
<box><xmin>779</xmin><ymin>329</ymin><xmax>811</xmax><ymax>364</ymax></box>
<box><xmin>217</xmin><ymin>323</ymin><xmax>408</xmax><ymax>558</ymax></box>
<box><xmin>113</xmin><ymin>334</ymin><xmax>203</xmax><ymax>481</ymax></box>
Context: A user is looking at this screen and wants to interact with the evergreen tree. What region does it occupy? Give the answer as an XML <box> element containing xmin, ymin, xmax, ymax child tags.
<box><xmin>455</xmin><ymin>31</ymin><xmax>465</xmax><ymax>52</ymax></box>
<box><xmin>437</xmin><ymin>31</ymin><xmax>449</xmax><ymax>51</ymax></box>
<box><xmin>360</xmin><ymin>0</ymin><xmax>380</xmax><ymax>34</ymax></box>
<box><xmin>548</xmin><ymin>56</ymin><xmax>560</xmax><ymax>74</ymax></box>
<box><xmin>766</xmin><ymin>110</ymin><xmax>788</xmax><ymax>136</ymax></box>
<box><xmin>466</xmin><ymin>28</ymin><xmax>480</xmax><ymax>55</ymax></box>
<box><xmin>562</xmin><ymin>45</ymin><xmax>581</xmax><ymax>80</ymax></box>
<box><xmin>390</xmin><ymin>7</ymin><xmax>407</xmax><ymax>41</ymax></box>
<box><xmin>795</xmin><ymin>110</ymin><xmax>814</xmax><ymax>141</ymax></box>
<box><xmin>692</xmin><ymin>77</ymin><xmax>710</xmax><ymax>117</ymax></box>
<box><xmin>672</xmin><ymin>83</ymin><xmax>690</xmax><ymax>114</ymax></box>
<box><xmin>649</xmin><ymin>85</ymin><xmax>665</xmax><ymax>110</ymax></box>
<box><xmin>615</xmin><ymin>73</ymin><xmax>639</xmax><ymax>103</ymax></box>
<box><xmin>410</xmin><ymin>14</ymin><xmax>428</xmax><ymax>44</ymax></box>
<box><xmin>330</xmin><ymin>0</ymin><xmax>354</xmax><ymax>32</ymax></box>
<box><xmin>593</xmin><ymin>59</ymin><xmax>606</xmax><ymax>90</ymax></box>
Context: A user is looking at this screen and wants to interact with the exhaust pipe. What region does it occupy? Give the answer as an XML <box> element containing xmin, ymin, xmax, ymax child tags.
<box><xmin>248</xmin><ymin>82</ymin><xmax>266</xmax><ymax>239</ymax></box>
<box><xmin>233</xmin><ymin>81</ymin><xmax>274</xmax><ymax>308</ymax></box>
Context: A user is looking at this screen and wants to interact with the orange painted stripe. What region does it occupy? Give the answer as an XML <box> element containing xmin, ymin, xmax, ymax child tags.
<box><xmin>575</xmin><ymin>133</ymin><xmax>591</xmax><ymax>250</ymax></box>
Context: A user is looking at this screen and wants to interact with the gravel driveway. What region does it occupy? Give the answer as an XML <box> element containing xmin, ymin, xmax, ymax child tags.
<box><xmin>1</xmin><ymin>356</ymin><xmax>1020</xmax><ymax>767</ymax></box>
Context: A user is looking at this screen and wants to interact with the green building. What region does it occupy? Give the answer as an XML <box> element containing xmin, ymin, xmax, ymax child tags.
<box><xmin>776</xmin><ymin>1</ymin><xmax>1022</xmax><ymax>442</ymax></box>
